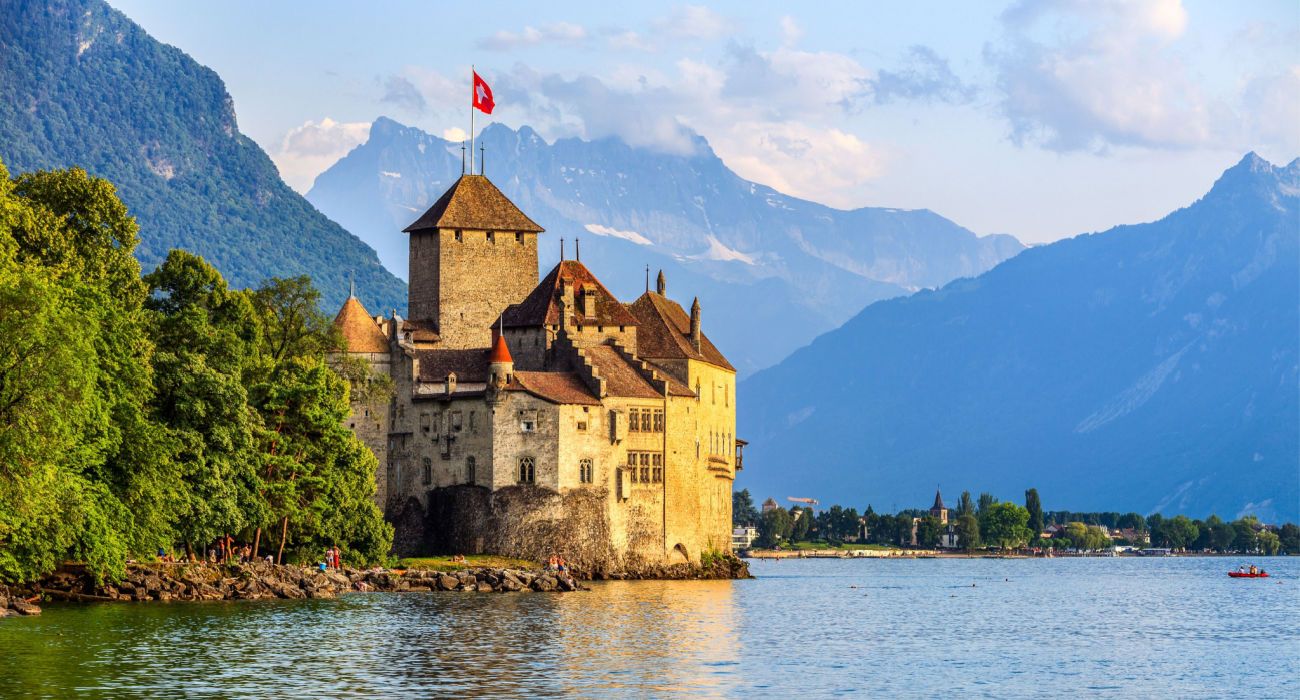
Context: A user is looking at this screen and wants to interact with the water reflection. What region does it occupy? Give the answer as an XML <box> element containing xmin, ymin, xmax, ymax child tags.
<box><xmin>1</xmin><ymin>558</ymin><xmax>1296</xmax><ymax>698</ymax></box>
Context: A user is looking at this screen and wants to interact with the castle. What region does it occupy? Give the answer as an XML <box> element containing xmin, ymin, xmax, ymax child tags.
<box><xmin>332</xmin><ymin>174</ymin><xmax>741</xmax><ymax>572</ymax></box>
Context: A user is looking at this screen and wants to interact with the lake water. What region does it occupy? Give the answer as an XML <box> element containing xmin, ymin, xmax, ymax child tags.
<box><xmin>1</xmin><ymin>557</ymin><xmax>1297</xmax><ymax>698</ymax></box>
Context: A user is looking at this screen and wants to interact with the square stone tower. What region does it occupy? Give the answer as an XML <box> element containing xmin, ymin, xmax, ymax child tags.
<box><xmin>403</xmin><ymin>174</ymin><xmax>544</xmax><ymax>349</ymax></box>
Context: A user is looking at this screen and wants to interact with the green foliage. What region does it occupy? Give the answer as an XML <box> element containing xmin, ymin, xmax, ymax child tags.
<box><xmin>1161</xmin><ymin>515</ymin><xmax>1199</xmax><ymax>551</ymax></box>
<box><xmin>1257</xmin><ymin>530</ymin><xmax>1280</xmax><ymax>556</ymax></box>
<box><xmin>954</xmin><ymin>513</ymin><xmax>981</xmax><ymax>549</ymax></box>
<box><xmin>732</xmin><ymin>489</ymin><xmax>760</xmax><ymax>528</ymax></box>
<box><xmin>915</xmin><ymin>515</ymin><xmax>942</xmax><ymax>548</ymax></box>
<box><xmin>790</xmin><ymin>506</ymin><xmax>812</xmax><ymax>541</ymax></box>
<box><xmin>1025</xmin><ymin>488</ymin><xmax>1044</xmax><ymax>540</ymax></box>
<box><xmin>757</xmin><ymin>507</ymin><xmax>793</xmax><ymax>548</ymax></box>
<box><xmin>0</xmin><ymin>161</ymin><xmax>391</xmax><ymax>582</ymax></box>
<box><xmin>956</xmin><ymin>491</ymin><xmax>974</xmax><ymax>518</ymax></box>
<box><xmin>979</xmin><ymin>502</ymin><xmax>1032</xmax><ymax>550</ymax></box>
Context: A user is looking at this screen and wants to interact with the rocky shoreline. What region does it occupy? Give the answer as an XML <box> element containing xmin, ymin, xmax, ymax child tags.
<box><xmin>1</xmin><ymin>554</ymin><xmax>750</xmax><ymax>617</ymax></box>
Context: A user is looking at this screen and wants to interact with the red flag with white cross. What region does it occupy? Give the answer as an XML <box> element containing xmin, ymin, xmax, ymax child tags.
<box><xmin>472</xmin><ymin>71</ymin><xmax>494</xmax><ymax>114</ymax></box>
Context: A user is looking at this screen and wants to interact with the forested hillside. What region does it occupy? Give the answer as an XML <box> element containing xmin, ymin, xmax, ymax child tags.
<box><xmin>0</xmin><ymin>0</ymin><xmax>405</xmax><ymax>314</ymax></box>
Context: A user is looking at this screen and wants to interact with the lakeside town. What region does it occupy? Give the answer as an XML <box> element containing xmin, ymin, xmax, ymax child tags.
<box><xmin>730</xmin><ymin>489</ymin><xmax>1300</xmax><ymax>558</ymax></box>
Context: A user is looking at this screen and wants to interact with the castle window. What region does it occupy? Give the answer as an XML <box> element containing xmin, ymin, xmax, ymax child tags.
<box><xmin>577</xmin><ymin>420</ymin><xmax>587</xmax><ymax>432</ymax></box>
<box><xmin>521</xmin><ymin>418</ymin><xmax>535</xmax><ymax>433</ymax></box>
<box><xmin>469</xmin><ymin>411</ymin><xmax>476</xmax><ymax>432</ymax></box>
<box><xmin>419</xmin><ymin>412</ymin><xmax>430</xmax><ymax>433</ymax></box>
<box><xmin>652</xmin><ymin>409</ymin><xmax>664</xmax><ymax>432</ymax></box>
<box><xmin>452</xmin><ymin>411</ymin><xmax>463</xmax><ymax>431</ymax></box>
<box><xmin>487</xmin><ymin>231</ymin><xmax>495</xmax><ymax>243</ymax></box>
<box><xmin>725</xmin><ymin>385</ymin><xmax>729</xmax><ymax>407</ymax></box>
<box><xmin>579</xmin><ymin>458</ymin><xmax>594</xmax><ymax>484</ymax></box>
<box><xmin>466</xmin><ymin>456</ymin><xmax>476</xmax><ymax>484</ymax></box>
<box><xmin>422</xmin><ymin>457</ymin><xmax>432</xmax><ymax>486</ymax></box>
<box><xmin>627</xmin><ymin>453</ymin><xmax>638</xmax><ymax>482</ymax></box>
<box><xmin>455</xmin><ymin>229</ymin><xmax>463</xmax><ymax>242</ymax></box>
<box><xmin>518</xmin><ymin>456</ymin><xmax>535</xmax><ymax>484</ymax></box>
<box><xmin>516</xmin><ymin>232</ymin><xmax>523</xmax><ymax>243</ymax></box>
<box><xmin>643</xmin><ymin>409</ymin><xmax>654</xmax><ymax>432</ymax></box>
<box><xmin>639</xmin><ymin>453</ymin><xmax>651</xmax><ymax>484</ymax></box>
<box><xmin>629</xmin><ymin>412</ymin><xmax>640</xmax><ymax>433</ymax></box>
<box><xmin>651</xmin><ymin>453</ymin><xmax>663</xmax><ymax>483</ymax></box>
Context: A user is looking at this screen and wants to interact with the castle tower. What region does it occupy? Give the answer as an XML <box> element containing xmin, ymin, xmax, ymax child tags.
<box><xmin>403</xmin><ymin>175</ymin><xmax>544</xmax><ymax>348</ymax></box>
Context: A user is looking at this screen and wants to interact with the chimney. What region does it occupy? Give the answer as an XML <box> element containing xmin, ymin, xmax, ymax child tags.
<box><xmin>689</xmin><ymin>297</ymin><xmax>701</xmax><ymax>352</ymax></box>
<box><xmin>581</xmin><ymin>285</ymin><xmax>596</xmax><ymax>317</ymax></box>
<box><xmin>656</xmin><ymin>269</ymin><xmax>666</xmax><ymax>295</ymax></box>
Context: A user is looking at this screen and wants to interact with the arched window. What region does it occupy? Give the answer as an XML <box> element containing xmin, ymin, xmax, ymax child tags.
<box><xmin>466</xmin><ymin>456</ymin><xmax>476</xmax><ymax>484</ymax></box>
<box><xmin>518</xmin><ymin>456</ymin><xmax>535</xmax><ymax>484</ymax></box>
<box><xmin>579</xmin><ymin>458</ymin><xmax>594</xmax><ymax>484</ymax></box>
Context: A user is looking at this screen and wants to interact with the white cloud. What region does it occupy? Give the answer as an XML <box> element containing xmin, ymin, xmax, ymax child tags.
<box><xmin>442</xmin><ymin>127</ymin><xmax>468</xmax><ymax>142</ymax></box>
<box><xmin>989</xmin><ymin>0</ymin><xmax>1222</xmax><ymax>151</ymax></box>
<box><xmin>271</xmin><ymin>118</ymin><xmax>371</xmax><ymax>192</ymax></box>
<box><xmin>478</xmin><ymin>22</ymin><xmax>588</xmax><ymax>50</ymax></box>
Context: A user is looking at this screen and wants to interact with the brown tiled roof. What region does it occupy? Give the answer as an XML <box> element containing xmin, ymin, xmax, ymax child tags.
<box><xmin>627</xmin><ymin>292</ymin><xmax>734</xmax><ymax>371</ymax></box>
<box><xmin>500</xmin><ymin>260</ymin><xmax>640</xmax><ymax>329</ymax></box>
<box><xmin>333</xmin><ymin>296</ymin><xmax>388</xmax><ymax>353</ymax></box>
<box><xmin>508</xmin><ymin>371</ymin><xmax>601</xmax><ymax>405</ymax></box>
<box><xmin>584</xmin><ymin>345</ymin><xmax>663</xmax><ymax>399</ymax></box>
<box><xmin>403</xmin><ymin>175</ymin><xmax>543</xmax><ymax>233</ymax></box>
<box><xmin>401</xmin><ymin>318</ymin><xmax>440</xmax><ymax>343</ymax></box>
<box><xmin>416</xmin><ymin>348</ymin><xmax>489</xmax><ymax>383</ymax></box>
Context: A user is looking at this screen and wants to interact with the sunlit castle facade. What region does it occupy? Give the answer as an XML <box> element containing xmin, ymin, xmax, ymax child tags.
<box><xmin>332</xmin><ymin>174</ymin><xmax>742</xmax><ymax>572</ymax></box>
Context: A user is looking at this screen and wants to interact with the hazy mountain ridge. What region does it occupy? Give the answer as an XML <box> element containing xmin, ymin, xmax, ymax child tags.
<box><xmin>308</xmin><ymin>117</ymin><xmax>1022</xmax><ymax>374</ymax></box>
<box><xmin>737</xmin><ymin>153</ymin><xmax>1300</xmax><ymax>521</ymax></box>
<box><xmin>0</xmin><ymin>0</ymin><xmax>405</xmax><ymax>314</ymax></box>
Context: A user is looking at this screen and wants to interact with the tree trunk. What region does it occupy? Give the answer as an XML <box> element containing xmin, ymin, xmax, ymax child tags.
<box><xmin>185</xmin><ymin>541</ymin><xmax>193</xmax><ymax>562</ymax></box>
<box><xmin>253</xmin><ymin>527</ymin><xmax>262</xmax><ymax>559</ymax></box>
<box><xmin>276</xmin><ymin>516</ymin><xmax>289</xmax><ymax>565</ymax></box>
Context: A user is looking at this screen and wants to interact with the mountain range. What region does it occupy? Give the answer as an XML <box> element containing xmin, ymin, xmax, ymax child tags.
<box><xmin>0</xmin><ymin>0</ymin><xmax>406</xmax><ymax>314</ymax></box>
<box><xmin>737</xmin><ymin>154</ymin><xmax>1300</xmax><ymax>522</ymax></box>
<box><xmin>307</xmin><ymin>118</ymin><xmax>1023</xmax><ymax>375</ymax></box>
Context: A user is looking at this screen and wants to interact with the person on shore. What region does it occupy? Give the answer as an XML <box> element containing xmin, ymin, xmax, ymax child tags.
<box><xmin>333</xmin><ymin>546</ymin><xmax>343</xmax><ymax>570</ymax></box>
<box><xmin>557</xmin><ymin>556</ymin><xmax>568</xmax><ymax>573</ymax></box>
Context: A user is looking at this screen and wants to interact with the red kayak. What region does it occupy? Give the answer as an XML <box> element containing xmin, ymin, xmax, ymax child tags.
<box><xmin>1228</xmin><ymin>571</ymin><xmax>1269</xmax><ymax>578</ymax></box>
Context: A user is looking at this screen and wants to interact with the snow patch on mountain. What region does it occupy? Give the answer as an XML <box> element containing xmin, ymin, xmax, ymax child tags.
<box><xmin>691</xmin><ymin>235</ymin><xmax>757</xmax><ymax>265</ymax></box>
<box><xmin>584</xmin><ymin>223</ymin><xmax>652</xmax><ymax>246</ymax></box>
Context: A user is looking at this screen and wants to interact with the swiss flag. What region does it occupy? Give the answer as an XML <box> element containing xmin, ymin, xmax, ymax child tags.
<box><xmin>472</xmin><ymin>71</ymin><xmax>495</xmax><ymax>114</ymax></box>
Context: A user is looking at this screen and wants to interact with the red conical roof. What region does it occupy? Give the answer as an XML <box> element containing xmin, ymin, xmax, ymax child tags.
<box><xmin>489</xmin><ymin>333</ymin><xmax>513</xmax><ymax>364</ymax></box>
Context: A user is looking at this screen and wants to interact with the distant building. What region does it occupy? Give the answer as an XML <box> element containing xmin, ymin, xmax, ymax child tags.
<box><xmin>732</xmin><ymin>526</ymin><xmax>758</xmax><ymax>550</ymax></box>
<box><xmin>762</xmin><ymin>497</ymin><xmax>779</xmax><ymax>514</ymax></box>
<box><xmin>930</xmin><ymin>489</ymin><xmax>949</xmax><ymax>525</ymax></box>
<box><xmin>939</xmin><ymin>524</ymin><xmax>959</xmax><ymax>549</ymax></box>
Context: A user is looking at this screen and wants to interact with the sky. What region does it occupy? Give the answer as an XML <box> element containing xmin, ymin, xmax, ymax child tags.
<box><xmin>109</xmin><ymin>0</ymin><xmax>1299</xmax><ymax>244</ymax></box>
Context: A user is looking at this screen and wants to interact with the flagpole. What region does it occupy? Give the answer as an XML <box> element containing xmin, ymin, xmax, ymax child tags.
<box><xmin>470</xmin><ymin>65</ymin><xmax>475</xmax><ymax>175</ymax></box>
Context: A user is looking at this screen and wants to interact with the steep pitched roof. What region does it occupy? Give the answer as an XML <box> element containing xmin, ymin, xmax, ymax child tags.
<box><xmin>932</xmin><ymin>490</ymin><xmax>947</xmax><ymax>512</ymax></box>
<box><xmin>584</xmin><ymin>345</ymin><xmax>663</xmax><ymax>399</ymax></box>
<box><xmin>500</xmin><ymin>260</ymin><xmax>640</xmax><ymax>328</ymax></box>
<box><xmin>403</xmin><ymin>175</ymin><xmax>543</xmax><ymax>233</ymax></box>
<box><xmin>332</xmin><ymin>296</ymin><xmax>388</xmax><ymax>353</ymax></box>
<box><xmin>488</xmin><ymin>333</ymin><xmax>513</xmax><ymax>363</ymax></box>
<box><xmin>416</xmin><ymin>348</ymin><xmax>489</xmax><ymax>383</ymax></box>
<box><xmin>401</xmin><ymin>318</ymin><xmax>440</xmax><ymax>343</ymax></box>
<box><xmin>627</xmin><ymin>292</ymin><xmax>734</xmax><ymax>372</ymax></box>
<box><xmin>508</xmin><ymin>371</ymin><xmax>601</xmax><ymax>405</ymax></box>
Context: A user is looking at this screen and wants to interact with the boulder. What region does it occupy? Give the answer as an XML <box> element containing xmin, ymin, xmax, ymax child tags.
<box><xmin>437</xmin><ymin>574</ymin><xmax>459</xmax><ymax>591</ymax></box>
<box><xmin>532</xmin><ymin>575</ymin><xmax>558</xmax><ymax>592</ymax></box>
<box><xmin>10</xmin><ymin>599</ymin><xmax>41</xmax><ymax>616</ymax></box>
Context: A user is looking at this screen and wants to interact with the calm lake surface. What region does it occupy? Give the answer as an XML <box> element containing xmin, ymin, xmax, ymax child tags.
<box><xmin>1</xmin><ymin>557</ymin><xmax>1297</xmax><ymax>698</ymax></box>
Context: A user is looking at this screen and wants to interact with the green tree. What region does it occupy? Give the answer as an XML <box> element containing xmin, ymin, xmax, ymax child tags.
<box><xmin>1147</xmin><ymin>513</ymin><xmax>1166</xmax><ymax>547</ymax></box>
<box><xmin>1278</xmin><ymin>523</ymin><xmax>1300</xmax><ymax>555</ymax></box>
<box><xmin>757</xmin><ymin>507</ymin><xmax>793</xmax><ymax>548</ymax></box>
<box><xmin>955</xmin><ymin>513</ymin><xmax>981</xmax><ymax>549</ymax></box>
<box><xmin>790</xmin><ymin>506</ymin><xmax>812</xmax><ymax>541</ymax></box>
<box><xmin>981</xmin><ymin>502</ymin><xmax>1031</xmax><ymax>550</ymax></box>
<box><xmin>1257</xmin><ymin>530</ymin><xmax>1280</xmax><ymax>556</ymax></box>
<box><xmin>1232</xmin><ymin>518</ymin><xmax>1259</xmax><ymax>553</ymax></box>
<box><xmin>894</xmin><ymin>514</ymin><xmax>915</xmax><ymax>546</ymax></box>
<box><xmin>916</xmin><ymin>515</ymin><xmax>942</xmax><ymax>548</ymax></box>
<box><xmin>1160</xmin><ymin>515</ymin><xmax>1199</xmax><ymax>551</ymax></box>
<box><xmin>732</xmin><ymin>490</ymin><xmax>760</xmax><ymax>527</ymax></box>
<box><xmin>956</xmin><ymin>491</ymin><xmax>974</xmax><ymax>517</ymax></box>
<box><xmin>146</xmin><ymin>250</ymin><xmax>264</xmax><ymax>557</ymax></box>
<box><xmin>1025</xmin><ymin>488</ymin><xmax>1044</xmax><ymax>542</ymax></box>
